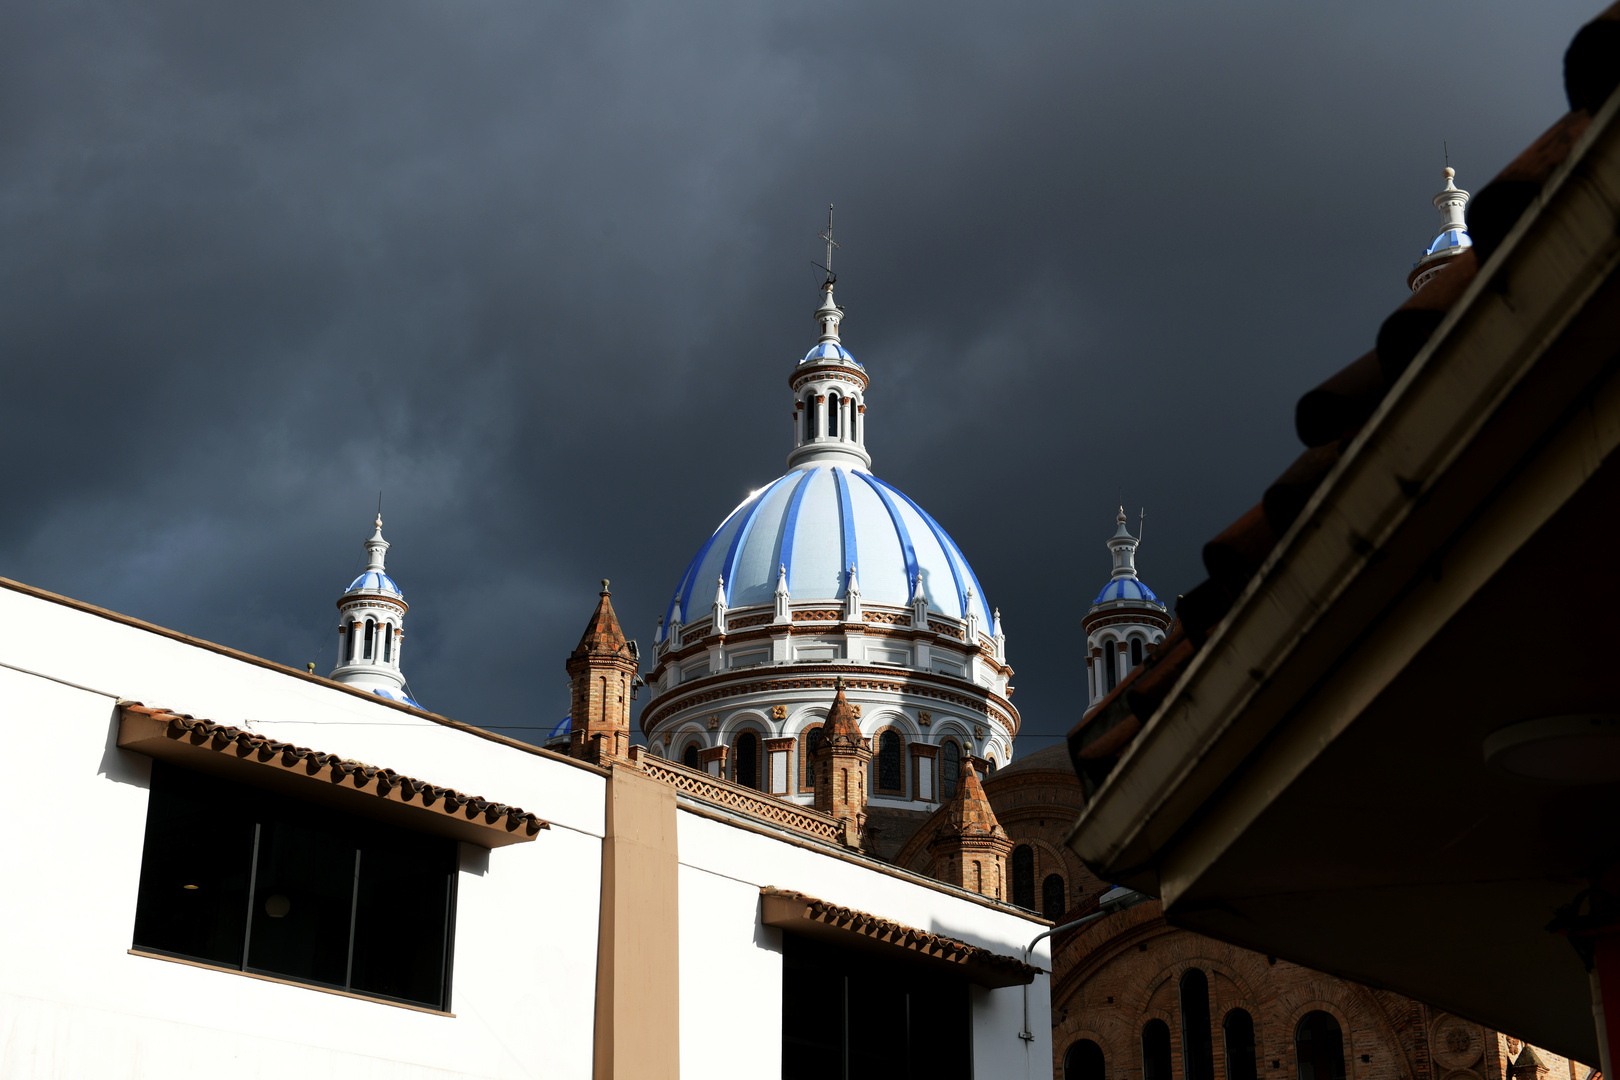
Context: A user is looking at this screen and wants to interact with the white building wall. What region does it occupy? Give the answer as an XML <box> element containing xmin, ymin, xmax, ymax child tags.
<box><xmin>0</xmin><ymin>585</ymin><xmax>605</xmax><ymax>1080</ymax></box>
<box><xmin>676</xmin><ymin>809</ymin><xmax>1053</xmax><ymax>1080</ymax></box>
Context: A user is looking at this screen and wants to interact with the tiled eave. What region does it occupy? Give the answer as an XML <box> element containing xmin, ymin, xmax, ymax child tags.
<box><xmin>759</xmin><ymin>887</ymin><xmax>1037</xmax><ymax>989</ymax></box>
<box><xmin>117</xmin><ymin>704</ymin><xmax>548</xmax><ymax>848</ymax></box>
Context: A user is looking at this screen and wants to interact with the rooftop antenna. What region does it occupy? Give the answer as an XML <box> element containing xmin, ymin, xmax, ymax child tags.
<box><xmin>1444</xmin><ymin>140</ymin><xmax>1450</xmax><ymax>169</ymax></box>
<box><xmin>812</xmin><ymin>203</ymin><xmax>839</xmax><ymax>283</ymax></box>
<box><xmin>1138</xmin><ymin>507</ymin><xmax>1147</xmax><ymax>549</ymax></box>
<box><xmin>377</xmin><ymin>490</ymin><xmax>383</xmax><ymax>518</ymax></box>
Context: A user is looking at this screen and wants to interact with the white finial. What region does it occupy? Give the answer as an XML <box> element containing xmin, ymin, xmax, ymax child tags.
<box><xmin>774</xmin><ymin>563</ymin><xmax>792</xmax><ymax>623</ymax></box>
<box><xmin>714</xmin><ymin>575</ymin><xmax>727</xmax><ymax>608</ymax></box>
<box><xmin>364</xmin><ymin>515</ymin><xmax>389</xmax><ymax>571</ymax></box>
<box><xmin>775</xmin><ymin>563</ymin><xmax>790</xmax><ymax>596</ymax></box>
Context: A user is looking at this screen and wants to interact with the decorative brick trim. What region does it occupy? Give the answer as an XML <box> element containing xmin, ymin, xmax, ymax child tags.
<box><xmin>792</xmin><ymin>609</ymin><xmax>843</xmax><ymax>622</ymax></box>
<box><xmin>862</xmin><ymin>611</ymin><xmax>911</xmax><ymax>626</ymax></box>
<box><xmin>759</xmin><ymin>887</ymin><xmax>1036</xmax><ymax>988</ymax></box>
<box><xmin>727</xmin><ymin>612</ymin><xmax>771</xmax><ymax>631</ymax></box>
<box><xmin>929</xmin><ymin>620</ymin><xmax>966</xmax><ymax>640</ymax></box>
<box><xmin>117</xmin><ymin>704</ymin><xmax>547</xmax><ymax>847</ymax></box>
<box><xmin>632</xmin><ymin>749</ymin><xmax>845</xmax><ymax>844</ymax></box>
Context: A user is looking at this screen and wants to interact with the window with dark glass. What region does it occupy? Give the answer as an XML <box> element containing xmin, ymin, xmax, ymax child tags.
<box><xmin>781</xmin><ymin>931</ymin><xmax>968</xmax><ymax>1080</ymax></box>
<box><xmin>1131</xmin><ymin>636</ymin><xmax>1144</xmax><ymax>667</ymax></box>
<box><xmin>986</xmin><ymin>758</ymin><xmax>997</xmax><ymax>776</ymax></box>
<box><xmin>1043</xmin><ymin>874</ymin><xmax>1067</xmax><ymax>920</ymax></box>
<box><xmin>683</xmin><ymin>743</ymin><xmax>700</xmax><ymax>769</ymax></box>
<box><xmin>827</xmin><ymin>392</ymin><xmax>841</xmax><ymax>437</ymax></box>
<box><xmin>804</xmin><ymin>397</ymin><xmax>815</xmax><ymax>441</ymax></box>
<box><xmin>345</xmin><ymin>621</ymin><xmax>357</xmax><ymax>663</ymax></box>
<box><xmin>735</xmin><ymin>732</ymin><xmax>759</xmax><ymax>789</ymax></box>
<box><xmin>1143</xmin><ymin>1019</ymin><xmax>1173</xmax><ymax>1080</ymax></box>
<box><xmin>1295</xmin><ymin>1012</ymin><xmax>1346</xmax><ymax>1080</ymax></box>
<box><xmin>1225</xmin><ymin>1009</ymin><xmax>1258</xmax><ymax>1080</ymax></box>
<box><xmin>1181</xmin><ymin>968</ymin><xmax>1215</xmax><ymax>1080</ymax></box>
<box><xmin>876</xmin><ymin>731</ymin><xmax>903</xmax><ymax>793</ymax></box>
<box><xmin>1011</xmin><ymin>845</ymin><xmax>1036</xmax><ymax>910</ymax></box>
<box><xmin>941</xmin><ymin>740</ymin><xmax>961</xmax><ymax>799</ymax></box>
<box><xmin>1066</xmin><ymin>1039</ymin><xmax>1106</xmax><ymax>1080</ymax></box>
<box><xmin>132</xmin><ymin>760</ymin><xmax>456</xmax><ymax>1009</ymax></box>
<box><xmin>1103</xmin><ymin>643</ymin><xmax>1117</xmax><ymax>692</ymax></box>
<box><xmin>804</xmin><ymin>727</ymin><xmax>823</xmax><ymax>788</ymax></box>
<box><xmin>383</xmin><ymin>622</ymin><xmax>393</xmax><ymax>663</ymax></box>
<box><xmin>363</xmin><ymin>618</ymin><xmax>375</xmax><ymax>660</ymax></box>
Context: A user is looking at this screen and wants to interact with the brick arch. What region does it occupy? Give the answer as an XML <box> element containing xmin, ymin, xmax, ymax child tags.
<box><xmin>1056</xmin><ymin>1029</ymin><xmax>1115</xmax><ymax>1080</ymax></box>
<box><xmin>726</xmin><ymin>718</ymin><xmax>769</xmax><ymax>789</ymax></box>
<box><xmin>720</xmin><ymin>709</ymin><xmax>770</xmax><ymax>739</ymax></box>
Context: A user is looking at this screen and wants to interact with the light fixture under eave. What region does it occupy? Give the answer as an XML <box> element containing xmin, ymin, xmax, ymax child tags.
<box><xmin>1483</xmin><ymin>714</ymin><xmax>1620</xmax><ymax>784</ymax></box>
<box><xmin>181</xmin><ymin>884</ymin><xmax>199</xmax><ymax>890</ymax></box>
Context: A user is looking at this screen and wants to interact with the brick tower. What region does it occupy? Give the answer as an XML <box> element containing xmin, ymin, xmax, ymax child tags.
<box><xmin>928</xmin><ymin>758</ymin><xmax>1013</xmax><ymax>900</ymax></box>
<box><xmin>812</xmin><ymin>677</ymin><xmax>872</xmax><ymax>848</ymax></box>
<box><xmin>567</xmin><ymin>580</ymin><xmax>639</xmax><ymax>765</ymax></box>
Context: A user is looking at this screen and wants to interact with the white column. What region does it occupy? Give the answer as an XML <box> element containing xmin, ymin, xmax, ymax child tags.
<box><xmin>1118</xmin><ymin>641</ymin><xmax>1129</xmax><ymax>679</ymax></box>
<box><xmin>840</xmin><ymin>397</ymin><xmax>852</xmax><ymax>441</ymax></box>
<box><xmin>816</xmin><ymin>394</ymin><xmax>827</xmax><ymax>439</ymax></box>
<box><xmin>856</xmin><ymin>402</ymin><xmax>864</xmax><ymax>444</ymax></box>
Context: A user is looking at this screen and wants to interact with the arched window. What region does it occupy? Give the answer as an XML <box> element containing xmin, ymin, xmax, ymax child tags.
<box><xmin>344</xmin><ymin>622</ymin><xmax>356</xmax><ymax>663</ymax></box>
<box><xmin>827</xmin><ymin>391</ymin><xmax>841</xmax><ymax>437</ymax></box>
<box><xmin>802</xmin><ymin>726</ymin><xmax>824</xmax><ymax>789</ymax></box>
<box><xmin>803</xmin><ymin>397</ymin><xmax>815</xmax><ymax>441</ymax></box>
<box><xmin>1131</xmin><ymin>636</ymin><xmax>1144</xmax><ymax>667</ymax></box>
<box><xmin>941</xmin><ymin>740</ymin><xmax>961</xmax><ymax>799</ymax></box>
<box><xmin>383</xmin><ymin>622</ymin><xmax>393</xmax><ymax>663</ymax></box>
<box><xmin>1180</xmin><ymin>968</ymin><xmax>1214</xmax><ymax>1080</ymax></box>
<box><xmin>363</xmin><ymin>618</ymin><xmax>375</xmax><ymax>660</ymax></box>
<box><xmin>1143</xmin><ymin>1019</ymin><xmax>1173</xmax><ymax>1080</ymax></box>
<box><xmin>1224</xmin><ymin>1009</ymin><xmax>1258</xmax><ymax>1080</ymax></box>
<box><xmin>986</xmin><ymin>757</ymin><xmax>997</xmax><ymax>776</ymax></box>
<box><xmin>1065</xmin><ymin>1039</ymin><xmax>1106</xmax><ymax>1080</ymax></box>
<box><xmin>1103</xmin><ymin>642</ymin><xmax>1118</xmax><ymax>692</ymax></box>
<box><xmin>735</xmin><ymin>732</ymin><xmax>759</xmax><ymax>789</ymax></box>
<box><xmin>682</xmin><ymin>743</ymin><xmax>700</xmax><ymax>769</ymax></box>
<box><xmin>876</xmin><ymin>730</ymin><xmax>903</xmax><ymax>793</ymax></box>
<box><xmin>1295</xmin><ymin>1012</ymin><xmax>1346</xmax><ymax>1080</ymax></box>
<box><xmin>1043</xmin><ymin>874</ymin><xmax>1066</xmax><ymax>919</ymax></box>
<box><xmin>1011</xmin><ymin>845</ymin><xmax>1036</xmax><ymax>909</ymax></box>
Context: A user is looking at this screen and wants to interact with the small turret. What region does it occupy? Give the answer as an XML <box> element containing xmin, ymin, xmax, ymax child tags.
<box><xmin>567</xmin><ymin>580</ymin><xmax>640</xmax><ymax>765</ymax></box>
<box><xmin>927</xmin><ymin>759</ymin><xmax>1013</xmax><ymax>900</ymax></box>
<box><xmin>773</xmin><ymin>563</ymin><xmax>792</xmax><ymax>624</ymax></box>
<box><xmin>812</xmin><ymin>677</ymin><xmax>873</xmax><ymax>848</ymax></box>
<box><xmin>330</xmin><ymin>514</ymin><xmax>412</xmax><ymax>704</ymax></box>
<box><xmin>1409</xmin><ymin>166</ymin><xmax>1473</xmax><ymax>293</ymax></box>
<box><xmin>844</xmin><ymin>564</ymin><xmax>862</xmax><ymax>623</ymax></box>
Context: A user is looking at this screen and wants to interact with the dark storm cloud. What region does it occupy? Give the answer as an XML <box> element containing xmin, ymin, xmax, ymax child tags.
<box><xmin>0</xmin><ymin>0</ymin><xmax>1594</xmax><ymax>742</ymax></box>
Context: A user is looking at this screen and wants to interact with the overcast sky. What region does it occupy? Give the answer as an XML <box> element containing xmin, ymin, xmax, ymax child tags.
<box><xmin>0</xmin><ymin>0</ymin><xmax>1597</xmax><ymax>746</ymax></box>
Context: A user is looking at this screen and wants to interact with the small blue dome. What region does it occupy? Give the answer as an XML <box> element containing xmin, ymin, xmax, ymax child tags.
<box><xmin>1424</xmin><ymin>228</ymin><xmax>1472</xmax><ymax>257</ymax></box>
<box><xmin>549</xmin><ymin>716</ymin><xmax>572</xmax><ymax>740</ymax></box>
<box><xmin>346</xmin><ymin>570</ymin><xmax>403</xmax><ymax>598</ymax></box>
<box><xmin>1093</xmin><ymin>577</ymin><xmax>1161</xmax><ymax>605</ymax></box>
<box><xmin>371</xmin><ymin>687</ymin><xmax>420</xmax><ymax>707</ymax></box>
<box><xmin>801</xmin><ymin>342</ymin><xmax>862</xmax><ymax>367</ymax></box>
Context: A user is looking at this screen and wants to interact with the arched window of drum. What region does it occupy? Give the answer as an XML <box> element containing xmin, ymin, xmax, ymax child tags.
<box><xmin>802</xmin><ymin>727</ymin><xmax>824</xmax><ymax>789</ymax></box>
<box><xmin>830</xmin><ymin>391</ymin><xmax>843</xmax><ymax>437</ymax></box>
<box><xmin>735</xmin><ymin>732</ymin><xmax>759</xmax><ymax>789</ymax></box>
<box><xmin>1143</xmin><ymin>1019</ymin><xmax>1173</xmax><ymax>1080</ymax></box>
<box><xmin>1104</xmin><ymin>642</ymin><xmax>1118</xmax><ymax>692</ymax></box>
<box><xmin>804</xmin><ymin>397</ymin><xmax>815</xmax><ymax>441</ymax></box>
<box><xmin>1043</xmin><ymin>874</ymin><xmax>1066</xmax><ymax>919</ymax></box>
<box><xmin>383</xmin><ymin>623</ymin><xmax>393</xmax><ymax>663</ymax></box>
<box><xmin>682</xmin><ymin>743</ymin><xmax>700</xmax><ymax>769</ymax></box>
<box><xmin>941</xmin><ymin>740</ymin><xmax>961</xmax><ymax>799</ymax></box>
<box><xmin>1224</xmin><ymin>1010</ymin><xmax>1258</xmax><ymax>1080</ymax></box>
<box><xmin>1011</xmin><ymin>845</ymin><xmax>1036</xmax><ymax>910</ymax></box>
<box><xmin>1130</xmin><ymin>636</ymin><xmax>1144</xmax><ymax>667</ymax></box>
<box><xmin>876</xmin><ymin>730</ymin><xmax>903</xmax><ymax>792</ymax></box>
<box><xmin>363</xmin><ymin>618</ymin><xmax>375</xmax><ymax>660</ymax></box>
<box><xmin>1065</xmin><ymin>1039</ymin><xmax>1106</xmax><ymax>1080</ymax></box>
<box><xmin>344</xmin><ymin>622</ymin><xmax>356</xmax><ymax>663</ymax></box>
<box><xmin>1295</xmin><ymin>1011</ymin><xmax>1346</xmax><ymax>1080</ymax></box>
<box><xmin>1180</xmin><ymin>968</ymin><xmax>1215</xmax><ymax>1080</ymax></box>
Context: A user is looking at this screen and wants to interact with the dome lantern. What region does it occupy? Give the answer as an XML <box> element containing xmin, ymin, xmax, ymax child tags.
<box><xmin>1409</xmin><ymin>165</ymin><xmax>1473</xmax><ymax>293</ymax></box>
<box><xmin>329</xmin><ymin>513</ymin><xmax>415</xmax><ymax>705</ymax></box>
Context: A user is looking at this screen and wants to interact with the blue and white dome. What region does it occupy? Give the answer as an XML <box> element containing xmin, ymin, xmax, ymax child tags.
<box><xmin>1424</xmin><ymin>228</ymin><xmax>1472</xmax><ymax>258</ymax></box>
<box><xmin>345</xmin><ymin>568</ymin><xmax>403</xmax><ymax>598</ymax></box>
<box><xmin>1093</xmin><ymin>577</ymin><xmax>1160</xmax><ymax>605</ymax></box>
<box><xmin>665</xmin><ymin>464</ymin><xmax>993</xmax><ymax>628</ymax></box>
<box><xmin>801</xmin><ymin>341</ymin><xmax>861</xmax><ymax>367</ymax></box>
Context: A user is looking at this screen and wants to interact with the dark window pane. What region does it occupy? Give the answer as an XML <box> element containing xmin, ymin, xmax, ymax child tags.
<box><xmin>346</xmin><ymin>622</ymin><xmax>357</xmax><ymax>662</ymax></box>
<box><xmin>1143</xmin><ymin>1019</ymin><xmax>1173</xmax><ymax>1080</ymax></box>
<box><xmin>1067</xmin><ymin>1039</ymin><xmax>1106</xmax><ymax>1080</ymax></box>
<box><xmin>1131</xmin><ymin>637</ymin><xmax>1144</xmax><ymax>667</ymax></box>
<box><xmin>1296</xmin><ymin>1011</ymin><xmax>1346</xmax><ymax>1080</ymax></box>
<box><xmin>1181</xmin><ymin>968</ymin><xmax>1215</xmax><ymax>1080</ymax></box>
<box><xmin>828</xmin><ymin>392</ymin><xmax>840</xmax><ymax>437</ymax></box>
<box><xmin>736</xmin><ymin>733</ymin><xmax>758</xmax><ymax>789</ymax></box>
<box><xmin>1225</xmin><ymin>1010</ymin><xmax>1258</xmax><ymax>1080</ymax></box>
<box><xmin>1043</xmin><ymin>874</ymin><xmax>1067</xmax><ymax>920</ymax></box>
<box><xmin>383</xmin><ymin>623</ymin><xmax>393</xmax><ymax>663</ymax></box>
<box><xmin>132</xmin><ymin>761</ymin><xmax>257</xmax><ymax>967</ymax></box>
<box><xmin>1012</xmin><ymin>845</ymin><xmax>1036</xmax><ymax>910</ymax></box>
<box><xmin>364</xmin><ymin>619</ymin><xmax>375</xmax><ymax>660</ymax></box>
<box><xmin>877</xmin><ymin>731</ymin><xmax>902</xmax><ymax>792</ymax></box>
<box><xmin>683</xmin><ymin>743</ymin><xmax>699</xmax><ymax>769</ymax></box>
<box><xmin>1104</xmin><ymin>644</ymin><xmax>1117</xmax><ymax>692</ymax></box>
<box><xmin>350</xmin><ymin>827</ymin><xmax>456</xmax><ymax>1008</ymax></box>
<box><xmin>941</xmin><ymin>741</ymin><xmax>960</xmax><ymax>799</ymax></box>
<box><xmin>246</xmin><ymin>813</ymin><xmax>358</xmax><ymax>988</ymax></box>
<box><xmin>805</xmin><ymin>728</ymin><xmax>823</xmax><ymax>787</ymax></box>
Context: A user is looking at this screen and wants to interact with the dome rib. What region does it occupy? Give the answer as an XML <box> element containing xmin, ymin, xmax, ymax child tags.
<box><xmin>869</xmin><ymin>475</ymin><xmax>981</xmax><ymax>621</ymax></box>
<box><xmin>831</xmin><ymin>467</ymin><xmax>859</xmax><ymax>587</ymax></box>
<box><xmin>778</xmin><ymin>466</ymin><xmax>818</xmax><ymax>594</ymax></box>
<box><xmin>855</xmin><ymin>471</ymin><xmax>920</xmax><ymax>598</ymax></box>
<box><xmin>670</xmin><ymin>493</ymin><xmax>755</xmax><ymax>625</ymax></box>
<box><xmin>720</xmin><ymin>472</ymin><xmax>796</xmax><ymax>607</ymax></box>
